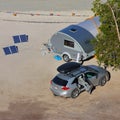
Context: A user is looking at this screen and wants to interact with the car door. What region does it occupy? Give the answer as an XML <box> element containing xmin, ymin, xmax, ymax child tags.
<box><xmin>85</xmin><ymin>71</ymin><xmax>99</xmax><ymax>86</ymax></box>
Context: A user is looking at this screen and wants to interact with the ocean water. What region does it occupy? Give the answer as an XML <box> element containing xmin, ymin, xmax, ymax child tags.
<box><xmin>0</xmin><ymin>0</ymin><xmax>94</xmax><ymax>11</ymax></box>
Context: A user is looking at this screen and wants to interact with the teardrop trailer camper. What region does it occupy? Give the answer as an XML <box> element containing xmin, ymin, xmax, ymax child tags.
<box><xmin>42</xmin><ymin>16</ymin><xmax>100</xmax><ymax>63</ymax></box>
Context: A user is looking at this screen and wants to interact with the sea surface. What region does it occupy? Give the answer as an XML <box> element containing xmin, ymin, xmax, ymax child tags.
<box><xmin>0</xmin><ymin>0</ymin><xmax>95</xmax><ymax>11</ymax></box>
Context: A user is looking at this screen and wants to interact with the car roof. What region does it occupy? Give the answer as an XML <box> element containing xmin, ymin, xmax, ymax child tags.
<box><xmin>57</xmin><ymin>62</ymin><xmax>81</xmax><ymax>74</ymax></box>
<box><xmin>57</xmin><ymin>62</ymin><xmax>100</xmax><ymax>78</ymax></box>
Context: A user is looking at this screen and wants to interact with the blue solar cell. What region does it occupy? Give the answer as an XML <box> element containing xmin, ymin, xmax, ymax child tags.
<box><xmin>20</xmin><ymin>34</ymin><xmax>28</xmax><ymax>42</ymax></box>
<box><xmin>3</xmin><ymin>47</ymin><xmax>11</xmax><ymax>55</ymax></box>
<box><xmin>13</xmin><ymin>35</ymin><xmax>20</xmax><ymax>43</ymax></box>
<box><xmin>10</xmin><ymin>46</ymin><xmax>18</xmax><ymax>54</ymax></box>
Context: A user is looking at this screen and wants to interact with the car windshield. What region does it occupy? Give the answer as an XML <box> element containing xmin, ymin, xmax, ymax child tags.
<box><xmin>85</xmin><ymin>72</ymin><xmax>97</xmax><ymax>78</ymax></box>
<box><xmin>53</xmin><ymin>76</ymin><xmax>68</xmax><ymax>86</ymax></box>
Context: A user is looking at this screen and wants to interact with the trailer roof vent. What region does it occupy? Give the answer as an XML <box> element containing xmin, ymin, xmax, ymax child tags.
<box><xmin>70</xmin><ymin>28</ymin><xmax>77</xmax><ymax>32</ymax></box>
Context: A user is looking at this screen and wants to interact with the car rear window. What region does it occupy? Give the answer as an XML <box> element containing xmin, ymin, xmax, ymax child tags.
<box><xmin>52</xmin><ymin>76</ymin><xmax>68</xmax><ymax>86</ymax></box>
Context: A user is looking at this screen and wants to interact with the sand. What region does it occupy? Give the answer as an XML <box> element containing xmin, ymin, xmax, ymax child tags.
<box><xmin>0</xmin><ymin>10</ymin><xmax>120</xmax><ymax>120</ymax></box>
<box><xmin>0</xmin><ymin>0</ymin><xmax>93</xmax><ymax>11</ymax></box>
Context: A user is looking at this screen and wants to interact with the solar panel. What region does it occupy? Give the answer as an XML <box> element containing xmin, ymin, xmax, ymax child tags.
<box><xmin>3</xmin><ymin>47</ymin><xmax>11</xmax><ymax>55</ymax></box>
<box><xmin>13</xmin><ymin>34</ymin><xmax>28</xmax><ymax>43</ymax></box>
<box><xmin>10</xmin><ymin>45</ymin><xmax>18</xmax><ymax>53</ymax></box>
<box><xmin>13</xmin><ymin>35</ymin><xmax>20</xmax><ymax>43</ymax></box>
<box><xmin>20</xmin><ymin>34</ymin><xmax>28</xmax><ymax>42</ymax></box>
<box><xmin>3</xmin><ymin>45</ymin><xmax>18</xmax><ymax>55</ymax></box>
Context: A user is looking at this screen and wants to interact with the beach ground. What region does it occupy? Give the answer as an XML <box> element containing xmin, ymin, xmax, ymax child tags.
<box><xmin>0</xmin><ymin>11</ymin><xmax>120</xmax><ymax>120</ymax></box>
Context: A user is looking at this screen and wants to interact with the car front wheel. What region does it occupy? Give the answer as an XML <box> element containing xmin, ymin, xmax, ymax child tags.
<box><xmin>71</xmin><ymin>88</ymin><xmax>79</xmax><ymax>98</ymax></box>
<box><xmin>105</xmin><ymin>71</ymin><xmax>111</xmax><ymax>81</ymax></box>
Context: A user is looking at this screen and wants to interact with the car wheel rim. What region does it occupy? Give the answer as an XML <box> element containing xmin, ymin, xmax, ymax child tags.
<box><xmin>72</xmin><ymin>89</ymin><xmax>79</xmax><ymax>98</ymax></box>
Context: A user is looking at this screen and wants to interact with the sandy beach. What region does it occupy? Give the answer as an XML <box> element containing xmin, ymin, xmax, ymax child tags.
<box><xmin>0</xmin><ymin>10</ymin><xmax>120</xmax><ymax>120</ymax></box>
<box><xmin>0</xmin><ymin>0</ymin><xmax>94</xmax><ymax>11</ymax></box>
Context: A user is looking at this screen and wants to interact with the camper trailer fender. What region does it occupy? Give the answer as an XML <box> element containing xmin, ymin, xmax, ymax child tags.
<box><xmin>62</xmin><ymin>52</ymin><xmax>72</xmax><ymax>62</ymax></box>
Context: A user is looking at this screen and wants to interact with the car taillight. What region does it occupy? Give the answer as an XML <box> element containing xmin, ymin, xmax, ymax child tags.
<box><xmin>62</xmin><ymin>86</ymin><xmax>70</xmax><ymax>90</ymax></box>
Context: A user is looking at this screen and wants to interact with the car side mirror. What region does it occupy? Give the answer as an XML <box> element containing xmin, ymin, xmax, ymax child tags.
<box><xmin>79</xmin><ymin>73</ymin><xmax>85</xmax><ymax>79</ymax></box>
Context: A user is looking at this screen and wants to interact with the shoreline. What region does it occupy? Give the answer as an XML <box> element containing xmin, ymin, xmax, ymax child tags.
<box><xmin>0</xmin><ymin>10</ymin><xmax>94</xmax><ymax>24</ymax></box>
<box><xmin>0</xmin><ymin>10</ymin><xmax>93</xmax><ymax>15</ymax></box>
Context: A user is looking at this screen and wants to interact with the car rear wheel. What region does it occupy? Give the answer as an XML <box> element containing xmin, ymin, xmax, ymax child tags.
<box><xmin>63</xmin><ymin>54</ymin><xmax>71</xmax><ymax>62</ymax></box>
<box><xmin>53</xmin><ymin>93</ymin><xmax>57</xmax><ymax>96</ymax></box>
<box><xmin>100</xmin><ymin>77</ymin><xmax>106</xmax><ymax>86</ymax></box>
<box><xmin>71</xmin><ymin>88</ymin><xmax>79</xmax><ymax>98</ymax></box>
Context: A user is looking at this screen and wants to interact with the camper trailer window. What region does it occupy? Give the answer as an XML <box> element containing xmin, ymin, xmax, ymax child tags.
<box><xmin>64</xmin><ymin>40</ymin><xmax>74</xmax><ymax>48</ymax></box>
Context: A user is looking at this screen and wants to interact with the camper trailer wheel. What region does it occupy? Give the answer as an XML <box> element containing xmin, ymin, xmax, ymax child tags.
<box><xmin>63</xmin><ymin>54</ymin><xmax>71</xmax><ymax>62</ymax></box>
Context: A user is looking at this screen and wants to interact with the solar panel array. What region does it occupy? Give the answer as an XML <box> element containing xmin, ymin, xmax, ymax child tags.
<box><xmin>3</xmin><ymin>34</ymin><xmax>28</xmax><ymax>55</ymax></box>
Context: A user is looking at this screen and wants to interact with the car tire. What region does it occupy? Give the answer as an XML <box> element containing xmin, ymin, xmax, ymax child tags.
<box><xmin>63</xmin><ymin>54</ymin><xmax>71</xmax><ymax>62</ymax></box>
<box><xmin>71</xmin><ymin>88</ymin><xmax>79</xmax><ymax>98</ymax></box>
<box><xmin>53</xmin><ymin>93</ymin><xmax>57</xmax><ymax>96</ymax></box>
<box><xmin>105</xmin><ymin>71</ymin><xmax>111</xmax><ymax>81</ymax></box>
<box><xmin>100</xmin><ymin>77</ymin><xmax>106</xmax><ymax>86</ymax></box>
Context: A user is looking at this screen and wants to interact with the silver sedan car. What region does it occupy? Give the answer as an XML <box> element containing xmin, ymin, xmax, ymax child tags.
<box><xmin>50</xmin><ymin>62</ymin><xmax>110</xmax><ymax>98</ymax></box>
